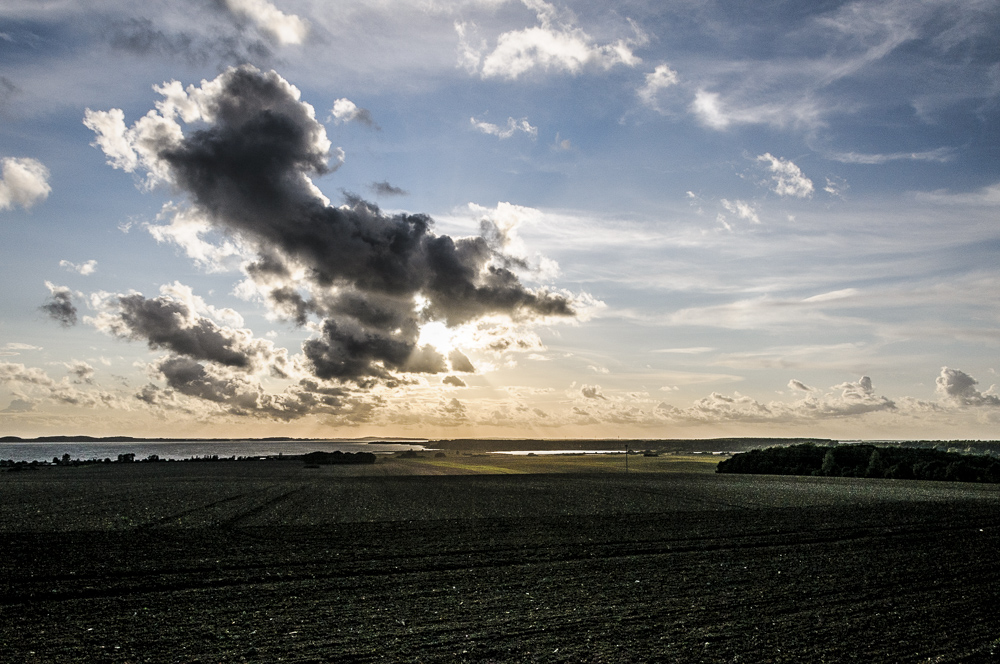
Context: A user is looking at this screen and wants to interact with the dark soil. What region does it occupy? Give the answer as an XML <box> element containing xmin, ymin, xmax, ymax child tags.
<box><xmin>2</xmin><ymin>464</ymin><xmax>999</xmax><ymax>662</ymax></box>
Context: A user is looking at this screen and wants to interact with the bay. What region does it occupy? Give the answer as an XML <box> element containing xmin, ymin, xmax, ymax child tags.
<box><xmin>0</xmin><ymin>440</ymin><xmax>427</xmax><ymax>463</ymax></box>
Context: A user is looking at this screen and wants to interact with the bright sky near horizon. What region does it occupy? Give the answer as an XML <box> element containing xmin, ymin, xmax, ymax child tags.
<box><xmin>1</xmin><ymin>0</ymin><xmax>999</xmax><ymax>439</ymax></box>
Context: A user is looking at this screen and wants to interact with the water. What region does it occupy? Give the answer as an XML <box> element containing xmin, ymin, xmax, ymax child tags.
<box><xmin>0</xmin><ymin>440</ymin><xmax>427</xmax><ymax>463</ymax></box>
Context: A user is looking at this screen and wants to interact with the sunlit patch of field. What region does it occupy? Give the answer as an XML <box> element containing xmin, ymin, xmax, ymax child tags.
<box><xmin>396</xmin><ymin>452</ymin><xmax>721</xmax><ymax>475</ymax></box>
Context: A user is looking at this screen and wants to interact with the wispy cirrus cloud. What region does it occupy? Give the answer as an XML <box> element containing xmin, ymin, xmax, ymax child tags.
<box><xmin>470</xmin><ymin>115</ymin><xmax>537</xmax><ymax>139</ymax></box>
<box><xmin>827</xmin><ymin>147</ymin><xmax>955</xmax><ymax>164</ymax></box>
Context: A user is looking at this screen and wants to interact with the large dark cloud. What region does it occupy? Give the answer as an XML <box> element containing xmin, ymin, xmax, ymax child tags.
<box><xmin>100</xmin><ymin>65</ymin><xmax>575</xmax><ymax>385</ymax></box>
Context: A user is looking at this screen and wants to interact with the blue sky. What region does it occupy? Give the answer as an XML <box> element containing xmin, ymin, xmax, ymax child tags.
<box><xmin>1</xmin><ymin>0</ymin><xmax>999</xmax><ymax>439</ymax></box>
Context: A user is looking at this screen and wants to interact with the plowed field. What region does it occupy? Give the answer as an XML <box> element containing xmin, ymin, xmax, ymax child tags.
<box><xmin>2</xmin><ymin>458</ymin><xmax>999</xmax><ymax>662</ymax></box>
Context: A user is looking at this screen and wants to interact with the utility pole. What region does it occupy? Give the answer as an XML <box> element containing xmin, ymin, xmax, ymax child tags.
<box><xmin>625</xmin><ymin>442</ymin><xmax>629</xmax><ymax>474</ymax></box>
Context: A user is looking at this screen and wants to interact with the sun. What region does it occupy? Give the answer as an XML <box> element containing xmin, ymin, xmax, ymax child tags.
<box><xmin>417</xmin><ymin>321</ymin><xmax>454</xmax><ymax>353</ymax></box>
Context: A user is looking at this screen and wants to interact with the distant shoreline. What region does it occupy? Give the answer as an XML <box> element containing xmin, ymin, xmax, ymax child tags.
<box><xmin>0</xmin><ymin>435</ymin><xmax>426</xmax><ymax>444</ymax></box>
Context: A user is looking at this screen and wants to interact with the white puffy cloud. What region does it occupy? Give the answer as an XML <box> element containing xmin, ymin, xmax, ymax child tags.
<box><xmin>466</xmin><ymin>201</ymin><xmax>561</xmax><ymax>281</ymax></box>
<box><xmin>145</xmin><ymin>205</ymin><xmax>250</xmax><ymax>273</ymax></box>
<box><xmin>935</xmin><ymin>367</ymin><xmax>1000</xmax><ymax>407</ymax></box>
<box><xmin>655</xmin><ymin>375</ymin><xmax>895</xmax><ymax>425</ymax></box>
<box><xmin>158</xmin><ymin>281</ymin><xmax>245</xmax><ymax>328</ymax></box>
<box><xmin>0</xmin><ymin>157</ymin><xmax>51</xmax><ymax>211</ymax></box>
<box><xmin>221</xmin><ymin>0</ymin><xmax>308</xmax><ymax>45</ymax></box>
<box><xmin>459</xmin><ymin>0</ymin><xmax>644</xmax><ymax>80</ymax></box>
<box><xmin>470</xmin><ymin>116</ymin><xmax>537</xmax><ymax>139</ymax></box>
<box><xmin>330</xmin><ymin>98</ymin><xmax>378</xmax><ymax>128</ymax></box>
<box><xmin>637</xmin><ymin>63</ymin><xmax>679</xmax><ymax>110</ymax></box>
<box><xmin>757</xmin><ymin>153</ymin><xmax>813</xmax><ymax>198</ymax></box>
<box><xmin>82</xmin><ymin>108</ymin><xmax>140</xmax><ymax>173</ymax></box>
<box><xmin>60</xmin><ymin>259</ymin><xmax>97</xmax><ymax>275</ymax></box>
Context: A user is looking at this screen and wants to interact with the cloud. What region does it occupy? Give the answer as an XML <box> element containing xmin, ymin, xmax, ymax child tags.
<box><xmin>651</xmin><ymin>347</ymin><xmax>714</xmax><ymax>355</ymax></box>
<box><xmin>145</xmin><ymin>204</ymin><xmax>249</xmax><ymax>273</ymax></box>
<box><xmin>449</xmin><ymin>349</ymin><xmax>476</xmax><ymax>373</ymax></box>
<box><xmin>0</xmin><ymin>362</ymin><xmax>56</xmax><ymax>388</ymax></box>
<box><xmin>471</xmin><ymin>116</ymin><xmax>538</xmax><ymax>139</ymax></box>
<box><xmin>459</xmin><ymin>0</ymin><xmax>644</xmax><ymax>80</ymax></box>
<box><xmin>720</xmin><ymin>199</ymin><xmax>760</xmax><ymax>224</ymax></box>
<box><xmin>220</xmin><ymin>0</ymin><xmax>308</xmax><ymax>46</ymax></box>
<box><xmin>788</xmin><ymin>379</ymin><xmax>814</xmax><ymax>392</ymax></box>
<box><xmin>466</xmin><ymin>201</ymin><xmax>563</xmax><ymax>281</ymax></box>
<box><xmin>827</xmin><ymin>147</ymin><xmax>955</xmax><ymax>165</ymax></box>
<box><xmin>68</xmin><ymin>361</ymin><xmax>95</xmax><ymax>384</ymax></box>
<box><xmin>914</xmin><ymin>182</ymin><xmax>1000</xmax><ymax>207</ymax></box>
<box><xmin>60</xmin><ymin>259</ymin><xmax>98</xmax><ymax>275</ymax></box>
<box><xmin>82</xmin><ymin>107</ymin><xmax>141</xmax><ymax>174</ymax></box>
<box><xmin>637</xmin><ymin>63</ymin><xmax>679</xmax><ymax>110</ymax></box>
<box><xmin>443</xmin><ymin>375</ymin><xmax>467</xmax><ymax>387</ymax></box>
<box><xmin>86</xmin><ymin>66</ymin><xmax>577</xmax><ymax>389</ymax></box>
<box><xmin>369</xmin><ymin>180</ymin><xmax>407</xmax><ymax>197</ymax></box>
<box><xmin>756</xmin><ymin>153</ymin><xmax>813</xmax><ymax>198</ymax></box>
<box><xmin>824</xmin><ymin>176</ymin><xmax>849</xmax><ymax>197</ymax></box>
<box><xmin>581</xmin><ymin>384</ymin><xmax>606</xmax><ymax>400</ymax></box>
<box><xmin>140</xmin><ymin>356</ymin><xmax>375</xmax><ymax>422</ymax></box>
<box><xmin>40</xmin><ymin>282</ymin><xmax>77</xmax><ymax>327</ymax></box>
<box><xmin>2</xmin><ymin>398</ymin><xmax>36</xmax><ymax>413</ymax></box>
<box><xmin>107</xmin><ymin>16</ymin><xmax>274</xmax><ymax>67</ymax></box>
<box><xmin>0</xmin><ymin>362</ymin><xmax>120</xmax><ymax>410</ymax></box>
<box><xmin>936</xmin><ymin>367</ymin><xmax>1000</xmax><ymax>407</ymax></box>
<box><xmin>0</xmin><ymin>156</ymin><xmax>51</xmax><ymax>211</ymax></box>
<box><xmin>657</xmin><ymin>375</ymin><xmax>896</xmax><ymax>424</ymax></box>
<box><xmin>330</xmin><ymin>98</ymin><xmax>379</xmax><ymax>129</ymax></box>
<box><xmin>691</xmin><ymin>90</ymin><xmax>729</xmax><ymax>130</ymax></box>
<box><xmin>1</xmin><ymin>342</ymin><xmax>41</xmax><ymax>355</ymax></box>
<box><xmin>93</xmin><ymin>291</ymin><xmax>281</xmax><ymax>372</ymax></box>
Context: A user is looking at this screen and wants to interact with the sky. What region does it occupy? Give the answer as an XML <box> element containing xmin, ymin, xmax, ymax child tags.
<box><xmin>1</xmin><ymin>0</ymin><xmax>999</xmax><ymax>440</ymax></box>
